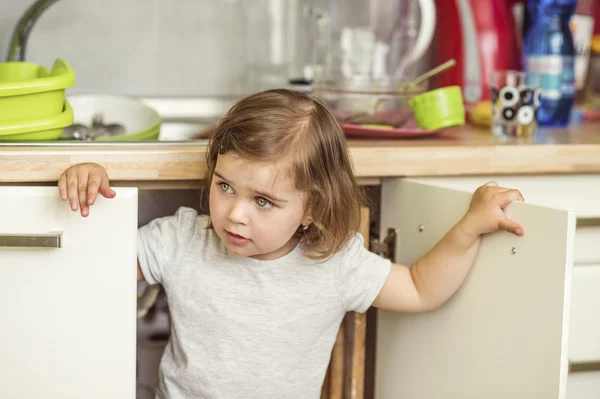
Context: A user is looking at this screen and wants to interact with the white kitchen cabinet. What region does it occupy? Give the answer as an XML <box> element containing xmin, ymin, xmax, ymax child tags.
<box><xmin>567</xmin><ymin>371</ymin><xmax>600</xmax><ymax>399</ymax></box>
<box><xmin>573</xmin><ymin>227</ymin><xmax>600</xmax><ymax>265</ymax></box>
<box><xmin>375</xmin><ymin>178</ymin><xmax>576</xmax><ymax>399</ymax></box>
<box><xmin>0</xmin><ymin>187</ymin><xmax>138</xmax><ymax>399</ymax></box>
<box><xmin>569</xmin><ymin>265</ymin><xmax>600</xmax><ymax>363</ymax></box>
<box><xmin>387</xmin><ymin>175</ymin><xmax>600</xmax><ymax>396</ymax></box>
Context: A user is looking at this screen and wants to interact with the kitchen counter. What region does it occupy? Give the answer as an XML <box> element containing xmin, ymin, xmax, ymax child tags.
<box><xmin>1</xmin><ymin>122</ymin><xmax>600</xmax><ymax>184</ymax></box>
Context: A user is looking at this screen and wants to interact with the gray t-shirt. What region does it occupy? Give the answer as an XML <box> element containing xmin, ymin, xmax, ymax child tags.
<box><xmin>137</xmin><ymin>207</ymin><xmax>391</xmax><ymax>399</ymax></box>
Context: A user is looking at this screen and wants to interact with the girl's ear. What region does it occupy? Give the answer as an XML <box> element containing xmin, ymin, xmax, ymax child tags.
<box><xmin>301</xmin><ymin>198</ymin><xmax>313</xmax><ymax>228</ymax></box>
<box><xmin>302</xmin><ymin>214</ymin><xmax>313</xmax><ymax>228</ymax></box>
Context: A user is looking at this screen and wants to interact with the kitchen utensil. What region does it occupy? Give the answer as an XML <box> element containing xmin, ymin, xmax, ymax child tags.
<box><xmin>397</xmin><ymin>59</ymin><xmax>456</xmax><ymax>92</ymax></box>
<box><xmin>334</xmin><ymin>59</ymin><xmax>457</xmax><ymax>126</ymax></box>
<box><xmin>65</xmin><ymin>94</ymin><xmax>161</xmax><ymax>141</ymax></box>
<box><xmin>433</xmin><ymin>0</ymin><xmax>521</xmax><ymax>107</ymax></box>
<box><xmin>312</xmin><ymin>0</ymin><xmax>436</xmax><ymax>128</ymax></box>
<box><xmin>62</xmin><ymin>123</ymin><xmax>88</xmax><ymax>140</ymax></box>
<box><xmin>63</xmin><ymin>114</ymin><xmax>126</xmax><ymax>141</ymax></box>
<box><xmin>313</xmin><ymin>0</ymin><xmax>436</xmax><ymax>82</ymax></box>
<box><xmin>490</xmin><ymin>70</ymin><xmax>542</xmax><ymax>137</ymax></box>
<box><xmin>315</xmin><ymin>77</ymin><xmax>424</xmax><ymax>128</ymax></box>
<box><xmin>409</xmin><ymin>85</ymin><xmax>465</xmax><ymax>130</ymax></box>
<box><xmin>0</xmin><ymin>58</ymin><xmax>75</xmax><ymax>122</ymax></box>
<box><xmin>307</xmin><ymin>1</ymin><xmax>436</xmax><ymax>128</ymax></box>
<box><xmin>0</xmin><ymin>100</ymin><xmax>73</xmax><ymax>141</ymax></box>
<box><xmin>92</xmin><ymin>114</ymin><xmax>126</xmax><ymax>135</ymax></box>
<box><xmin>242</xmin><ymin>0</ymin><xmax>323</xmax><ymax>92</ymax></box>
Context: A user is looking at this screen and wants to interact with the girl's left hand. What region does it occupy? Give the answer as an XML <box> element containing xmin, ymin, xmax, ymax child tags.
<box><xmin>460</xmin><ymin>181</ymin><xmax>525</xmax><ymax>238</ymax></box>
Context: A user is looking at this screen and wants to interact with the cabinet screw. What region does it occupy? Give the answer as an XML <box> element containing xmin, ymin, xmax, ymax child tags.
<box><xmin>511</xmin><ymin>247</ymin><xmax>517</xmax><ymax>255</ymax></box>
<box><xmin>418</xmin><ymin>225</ymin><xmax>424</xmax><ymax>232</ymax></box>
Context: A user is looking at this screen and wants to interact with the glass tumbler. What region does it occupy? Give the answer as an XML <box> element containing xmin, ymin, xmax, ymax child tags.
<box><xmin>490</xmin><ymin>70</ymin><xmax>542</xmax><ymax>137</ymax></box>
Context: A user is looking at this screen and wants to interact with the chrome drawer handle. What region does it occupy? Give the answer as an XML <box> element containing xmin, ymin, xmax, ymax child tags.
<box><xmin>0</xmin><ymin>233</ymin><xmax>62</xmax><ymax>248</ymax></box>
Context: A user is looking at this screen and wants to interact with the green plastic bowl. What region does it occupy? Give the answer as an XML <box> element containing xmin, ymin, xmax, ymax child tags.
<box><xmin>0</xmin><ymin>58</ymin><xmax>76</xmax><ymax>122</ymax></box>
<box><xmin>92</xmin><ymin>126</ymin><xmax>160</xmax><ymax>141</ymax></box>
<box><xmin>0</xmin><ymin>100</ymin><xmax>74</xmax><ymax>141</ymax></box>
<box><xmin>409</xmin><ymin>86</ymin><xmax>465</xmax><ymax>131</ymax></box>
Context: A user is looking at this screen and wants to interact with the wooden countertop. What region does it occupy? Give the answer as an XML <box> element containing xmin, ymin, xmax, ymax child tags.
<box><xmin>1</xmin><ymin>123</ymin><xmax>600</xmax><ymax>184</ymax></box>
<box><xmin>349</xmin><ymin>122</ymin><xmax>600</xmax><ymax>178</ymax></box>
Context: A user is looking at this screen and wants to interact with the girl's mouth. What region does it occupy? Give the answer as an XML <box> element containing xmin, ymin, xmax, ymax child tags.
<box><xmin>226</xmin><ymin>231</ymin><xmax>250</xmax><ymax>245</ymax></box>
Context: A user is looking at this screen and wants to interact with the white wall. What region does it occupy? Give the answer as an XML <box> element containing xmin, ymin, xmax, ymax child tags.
<box><xmin>0</xmin><ymin>0</ymin><xmax>435</xmax><ymax>98</ymax></box>
<box><xmin>0</xmin><ymin>0</ymin><xmax>249</xmax><ymax>97</ymax></box>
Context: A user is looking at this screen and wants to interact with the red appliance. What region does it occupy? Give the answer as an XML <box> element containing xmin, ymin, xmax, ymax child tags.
<box><xmin>433</xmin><ymin>0</ymin><xmax>522</xmax><ymax>108</ymax></box>
<box><xmin>593</xmin><ymin>0</ymin><xmax>600</xmax><ymax>34</ymax></box>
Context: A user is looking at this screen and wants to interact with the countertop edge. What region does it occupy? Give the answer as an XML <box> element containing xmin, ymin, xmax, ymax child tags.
<box><xmin>2</xmin><ymin>141</ymin><xmax>600</xmax><ymax>183</ymax></box>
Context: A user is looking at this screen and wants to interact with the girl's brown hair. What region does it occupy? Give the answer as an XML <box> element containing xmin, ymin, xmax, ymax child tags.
<box><xmin>206</xmin><ymin>89</ymin><xmax>364</xmax><ymax>260</ymax></box>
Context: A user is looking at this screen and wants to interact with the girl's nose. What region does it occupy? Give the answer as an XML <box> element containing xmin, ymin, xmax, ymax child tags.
<box><xmin>227</xmin><ymin>200</ymin><xmax>249</xmax><ymax>225</ymax></box>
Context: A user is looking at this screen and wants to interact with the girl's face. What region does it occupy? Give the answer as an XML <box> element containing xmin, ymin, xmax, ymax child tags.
<box><xmin>209</xmin><ymin>152</ymin><xmax>312</xmax><ymax>260</ymax></box>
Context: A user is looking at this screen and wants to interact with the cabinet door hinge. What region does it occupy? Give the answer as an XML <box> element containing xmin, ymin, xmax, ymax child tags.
<box><xmin>369</xmin><ymin>228</ymin><xmax>397</xmax><ymax>261</ymax></box>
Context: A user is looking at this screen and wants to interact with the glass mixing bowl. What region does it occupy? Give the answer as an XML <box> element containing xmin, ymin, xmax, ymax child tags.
<box><xmin>313</xmin><ymin>77</ymin><xmax>426</xmax><ymax>127</ymax></box>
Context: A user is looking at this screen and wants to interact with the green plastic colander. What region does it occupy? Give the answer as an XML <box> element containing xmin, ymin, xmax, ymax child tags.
<box><xmin>0</xmin><ymin>58</ymin><xmax>75</xmax><ymax>122</ymax></box>
<box><xmin>0</xmin><ymin>100</ymin><xmax>74</xmax><ymax>141</ymax></box>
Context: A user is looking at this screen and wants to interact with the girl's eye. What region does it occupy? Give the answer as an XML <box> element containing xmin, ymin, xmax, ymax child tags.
<box><xmin>255</xmin><ymin>197</ymin><xmax>273</xmax><ymax>208</ymax></box>
<box><xmin>220</xmin><ymin>183</ymin><xmax>233</xmax><ymax>193</ymax></box>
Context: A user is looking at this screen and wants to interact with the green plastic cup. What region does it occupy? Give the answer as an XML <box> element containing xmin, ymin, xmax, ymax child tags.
<box><xmin>409</xmin><ymin>85</ymin><xmax>465</xmax><ymax>131</ymax></box>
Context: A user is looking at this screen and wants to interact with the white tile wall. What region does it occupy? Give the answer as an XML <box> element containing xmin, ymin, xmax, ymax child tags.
<box><xmin>0</xmin><ymin>0</ymin><xmax>249</xmax><ymax>97</ymax></box>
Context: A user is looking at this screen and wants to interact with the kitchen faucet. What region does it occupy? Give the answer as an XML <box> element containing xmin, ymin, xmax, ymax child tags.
<box><xmin>5</xmin><ymin>0</ymin><xmax>60</xmax><ymax>62</ymax></box>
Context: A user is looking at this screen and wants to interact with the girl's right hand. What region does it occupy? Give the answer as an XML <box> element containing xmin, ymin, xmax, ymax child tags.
<box><xmin>57</xmin><ymin>162</ymin><xmax>116</xmax><ymax>217</ymax></box>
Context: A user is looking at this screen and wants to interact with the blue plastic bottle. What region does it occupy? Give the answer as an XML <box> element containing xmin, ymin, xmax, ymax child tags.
<box><xmin>524</xmin><ymin>0</ymin><xmax>577</xmax><ymax>127</ymax></box>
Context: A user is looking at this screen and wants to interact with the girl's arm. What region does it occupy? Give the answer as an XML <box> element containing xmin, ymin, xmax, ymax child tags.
<box><xmin>373</xmin><ymin>183</ymin><xmax>524</xmax><ymax>312</ymax></box>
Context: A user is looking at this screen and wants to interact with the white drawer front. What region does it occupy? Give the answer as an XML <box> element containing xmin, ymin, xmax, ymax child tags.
<box><xmin>568</xmin><ymin>371</ymin><xmax>600</xmax><ymax>399</ymax></box>
<box><xmin>574</xmin><ymin>226</ymin><xmax>600</xmax><ymax>265</ymax></box>
<box><xmin>0</xmin><ymin>187</ymin><xmax>138</xmax><ymax>399</ymax></box>
<box><xmin>570</xmin><ymin>265</ymin><xmax>600</xmax><ymax>363</ymax></box>
<box><xmin>410</xmin><ymin>175</ymin><xmax>600</xmax><ymax>219</ymax></box>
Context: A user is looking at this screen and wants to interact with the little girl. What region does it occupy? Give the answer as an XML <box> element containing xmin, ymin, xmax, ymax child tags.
<box><xmin>58</xmin><ymin>89</ymin><xmax>524</xmax><ymax>399</ymax></box>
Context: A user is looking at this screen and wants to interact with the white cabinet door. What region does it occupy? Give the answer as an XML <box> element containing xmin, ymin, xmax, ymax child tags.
<box><xmin>375</xmin><ymin>178</ymin><xmax>575</xmax><ymax>399</ymax></box>
<box><xmin>0</xmin><ymin>187</ymin><xmax>138</xmax><ymax>399</ymax></box>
